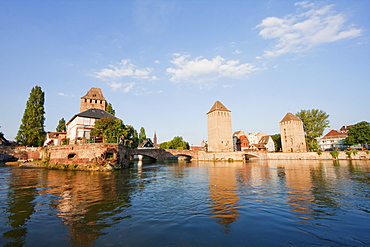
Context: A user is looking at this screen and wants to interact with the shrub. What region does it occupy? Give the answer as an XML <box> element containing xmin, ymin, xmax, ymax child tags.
<box><xmin>330</xmin><ymin>150</ymin><xmax>340</xmax><ymax>159</ymax></box>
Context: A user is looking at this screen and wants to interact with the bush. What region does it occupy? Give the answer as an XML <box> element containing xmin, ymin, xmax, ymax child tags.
<box><xmin>330</xmin><ymin>150</ymin><xmax>340</xmax><ymax>159</ymax></box>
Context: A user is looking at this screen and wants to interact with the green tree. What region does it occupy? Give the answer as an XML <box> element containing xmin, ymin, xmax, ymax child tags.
<box><xmin>16</xmin><ymin>86</ymin><xmax>46</xmax><ymax>146</ymax></box>
<box><xmin>296</xmin><ymin>109</ymin><xmax>330</xmax><ymax>151</ymax></box>
<box><xmin>271</xmin><ymin>134</ymin><xmax>281</xmax><ymax>152</ymax></box>
<box><xmin>131</xmin><ymin>128</ymin><xmax>139</xmax><ymax>148</ymax></box>
<box><xmin>344</xmin><ymin>121</ymin><xmax>370</xmax><ymax>149</ymax></box>
<box><xmin>139</xmin><ymin>127</ymin><xmax>146</xmax><ymax>143</ymax></box>
<box><xmin>160</xmin><ymin>136</ymin><xmax>189</xmax><ymax>150</ymax></box>
<box><xmin>91</xmin><ymin>117</ymin><xmax>123</xmax><ymax>143</ymax></box>
<box><xmin>56</xmin><ymin>118</ymin><xmax>66</xmax><ymax>132</ymax></box>
<box><xmin>105</xmin><ymin>102</ymin><xmax>115</xmax><ymax>116</ymax></box>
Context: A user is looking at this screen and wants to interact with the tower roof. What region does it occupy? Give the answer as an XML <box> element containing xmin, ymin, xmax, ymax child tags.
<box><xmin>81</xmin><ymin>87</ymin><xmax>105</xmax><ymax>101</ymax></box>
<box><xmin>207</xmin><ymin>101</ymin><xmax>230</xmax><ymax>114</ymax></box>
<box><xmin>280</xmin><ymin>112</ymin><xmax>301</xmax><ymax>123</ymax></box>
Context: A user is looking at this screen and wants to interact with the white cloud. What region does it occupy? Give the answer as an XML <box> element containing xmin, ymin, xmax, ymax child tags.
<box><xmin>154</xmin><ymin>60</ymin><xmax>161</xmax><ymax>64</ymax></box>
<box><xmin>57</xmin><ymin>93</ymin><xmax>73</xmax><ymax>97</ymax></box>
<box><xmin>94</xmin><ymin>59</ymin><xmax>153</xmax><ymax>81</ymax></box>
<box><xmin>256</xmin><ymin>1</ymin><xmax>363</xmax><ymax>58</ymax></box>
<box><xmin>233</xmin><ymin>50</ymin><xmax>242</xmax><ymax>54</ymax></box>
<box><xmin>122</xmin><ymin>82</ymin><xmax>135</xmax><ymax>93</ymax></box>
<box><xmin>107</xmin><ymin>82</ymin><xmax>123</xmax><ymax>91</ymax></box>
<box><xmin>166</xmin><ymin>53</ymin><xmax>258</xmax><ymax>83</ymax></box>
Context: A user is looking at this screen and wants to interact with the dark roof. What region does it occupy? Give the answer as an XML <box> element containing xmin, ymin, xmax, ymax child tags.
<box><xmin>280</xmin><ymin>113</ymin><xmax>301</xmax><ymax>123</ymax></box>
<box><xmin>207</xmin><ymin>101</ymin><xmax>230</xmax><ymax>114</ymax></box>
<box><xmin>138</xmin><ymin>139</ymin><xmax>154</xmax><ymax>148</ymax></box>
<box><xmin>67</xmin><ymin>108</ymin><xmax>116</xmax><ymax>124</ymax></box>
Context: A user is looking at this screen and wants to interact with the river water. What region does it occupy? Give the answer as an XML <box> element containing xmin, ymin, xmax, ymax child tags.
<box><xmin>0</xmin><ymin>159</ymin><xmax>369</xmax><ymax>246</ymax></box>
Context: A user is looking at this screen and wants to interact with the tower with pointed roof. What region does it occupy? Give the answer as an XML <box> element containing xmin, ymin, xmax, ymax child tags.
<box><xmin>207</xmin><ymin>101</ymin><xmax>233</xmax><ymax>152</ymax></box>
<box><xmin>80</xmin><ymin>87</ymin><xmax>106</xmax><ymax>112</ymax></box>
<box><xmin>279</xmin><ymin>113</ymin><xmax>307</xmax><ymax>152</ymax></box>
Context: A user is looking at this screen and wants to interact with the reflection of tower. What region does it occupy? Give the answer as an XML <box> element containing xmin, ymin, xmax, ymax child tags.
<box><xmin>207</xmin><ymin>101</ymin><xmax>233</xmax><ymax>152</ymax></box>
<box><xmin>279</xmin><ymin>113</ymin><xmax>307</xmax><ymax>152</ymax></box>
<box><xmin>208</xmin><ymin>165</ymin><xmax>240</xmax><ymax>229</ymax></box>
<box><xmin>80</xmin><ymin>87</ymin><xmax>106</xmax><ymax>112</ymax></box>
<box><xmin>283</xmin><ymin>161</ymin><xmax>315</xmax><ymax>219</ymax></box>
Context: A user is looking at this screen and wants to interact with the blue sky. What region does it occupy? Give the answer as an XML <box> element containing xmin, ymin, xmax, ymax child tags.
<box><xmin>1</xmin><ymin>0</ymin><xmax>369</xmax><ymax>146</ymax></box>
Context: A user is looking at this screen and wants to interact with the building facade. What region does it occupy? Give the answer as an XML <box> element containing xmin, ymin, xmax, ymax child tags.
<box><xmin>280</xmin><ymin>113</ymin><xmax>307</xmax><ymax>152</ymax></box>
<box><xmin>318</xmin><ymin>130</ymin><xmax>348</xmax><ymax>151</ymax></box>
<box><xmin>207</xmin><ymin>101</ymin><xmax>233</xmax><ymax>152</ymax></box>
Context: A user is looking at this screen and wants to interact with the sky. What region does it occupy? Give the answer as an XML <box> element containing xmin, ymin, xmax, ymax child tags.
<box><xmin>1</xmin><ymin>0</ymin><xmax>369</xmax><ymax>146</ymax></box>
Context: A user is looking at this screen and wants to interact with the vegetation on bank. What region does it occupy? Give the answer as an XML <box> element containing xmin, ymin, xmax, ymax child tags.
<box><xmin>160</xmin><ymin>136</ymin><xmax>190</xmax><ymax>150</ymax></box>
<box><xmin>296</xmin><ymin>109</ymin><xmax>330</xmax><ymax>151</ymax></box>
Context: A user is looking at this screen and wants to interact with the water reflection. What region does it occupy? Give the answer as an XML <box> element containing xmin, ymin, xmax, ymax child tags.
<box><xmin>0</xmin><ymin>160</ymin><xmax>369</xmax><ymax>246</ymax></box>
<box><xmin>2</xmin><ymin>167</ymin><xmax>40</xmax><ymax>246</ymax></box>
<box><xmin>208</xmin><ymin>165</ymin><xmax>241</xmax><ymax>230</ymax></box>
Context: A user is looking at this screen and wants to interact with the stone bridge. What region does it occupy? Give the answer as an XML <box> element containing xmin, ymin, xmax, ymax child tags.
<box><xmin>130</xmin><ymin>149</ymin><xmax>200</xmax><ymax>161</ymax></box>
<box><xmin>129</xmin><ymin>148</ymin><xmax>263</xmax><ymax>162</ymax></box>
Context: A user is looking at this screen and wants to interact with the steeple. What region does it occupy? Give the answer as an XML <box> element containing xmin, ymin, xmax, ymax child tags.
<box><xmin>153</xmin><ymin>131</ymin><xmax>157</xmax><ymax>145</ymax></box>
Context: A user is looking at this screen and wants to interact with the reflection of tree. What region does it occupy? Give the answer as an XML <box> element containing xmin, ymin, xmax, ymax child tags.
<box><xmin>2</xmin><ymin>168</ymin><xmax>40</xmax><ymax>246</ymax></box>
<box><xmin>310</xmin><ymin>163</ymin><xmax>339</xmax><ymax>211</ymax></box>
<box><xmin>43</xmin><ymin>170</ymin><xmax>133</xmax><ymax>247</ymax></box>
<box><xmin>208</xmin><ymin>165</ymin><xmax>240</xmax><ymax>231</ymax></box>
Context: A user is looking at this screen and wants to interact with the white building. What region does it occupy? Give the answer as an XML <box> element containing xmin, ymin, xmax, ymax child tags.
<box><xmin>66</xmin><ymin>108</ymin><xmax>116</xmax><ymax>144</ymax></box>
<box><xmin>319</xmin><ymin>130</ymin><xmax>348</xmax><ymax>151</ymax></box>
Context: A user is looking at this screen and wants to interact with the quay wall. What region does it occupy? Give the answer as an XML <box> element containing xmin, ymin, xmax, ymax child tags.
<box><xmin>266</xmin><ymin>151</ymin><xmax>370</xmax><ymax>160</ymax></box>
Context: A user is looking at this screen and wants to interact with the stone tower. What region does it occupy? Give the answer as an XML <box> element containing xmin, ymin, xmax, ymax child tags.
<box><xmin>207</xmin><ymin>101</ymin><xmax>233</xmax><ymax>152</ymax></box>
<box><xmin>80</xmin><ymin>87</ymin><xmax>106</xmax><ymax>112</ymax></box>
<box><xmin>280</xmin><ymin>113</ymin><xmax>307</xmax><ymax>152</ymax></box>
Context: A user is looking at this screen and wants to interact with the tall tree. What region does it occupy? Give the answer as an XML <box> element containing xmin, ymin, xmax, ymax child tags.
<box><xmin>132</xmin><ymin>128</ymin><xmax>139</xmax><ymax>148</ymax></box>
<box><xmin>296</xmin><ymin>109</ymin><xmax>330</xmax><ymax>151</ymax></box>
<box><xmin>344</xmin><ymin>121</ymin><xmax>370</xmax><ymax>149</ymax></box>
<box><xmin>139</xmin><ymin>127</ymin><xmax>146</xmax><ymax>143</ymax></box>
<box><xmin>16</xmin><ymin>86</ymin><xmax>46</xmax><ymax>146</ymax></box>
<box><xmin>105</xmin><ymin>102</ymin><xmax>115</xmax><ymax>116</ymax></box>
<box><xmin>56</xmin><ymin>118</ymin><xmax>66</xmax><ymax>132</ymax></box>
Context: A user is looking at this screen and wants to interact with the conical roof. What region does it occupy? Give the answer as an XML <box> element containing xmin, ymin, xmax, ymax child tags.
<box><xmin>207</xmin><ymin>101</ymin><xmax>231</xmax><ymax>114</ymax></box>
<box><xmin>280</xmin><ymin>112</ymin><xmax>301</xmax><ymax>123</ymax></box>
<box><xmin>81</xmin><ymin>87</ymin><xmax>105</xmax><ymax>100</ymax></box>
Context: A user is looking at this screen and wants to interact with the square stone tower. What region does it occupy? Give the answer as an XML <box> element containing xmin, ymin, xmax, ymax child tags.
<box><xmin>80</xmin><ymin>87</ymin><xmax>106</xmax><ymax>112</ymax></box>
<box><xmin>207</xmin><ymin>101</ymin><xmax>233</xmax><ymax>152</ymax></box>
<box><xmin>280</xmin><ymin>113</ymin><xmax>307</xmax><ymax>152</ymax></box>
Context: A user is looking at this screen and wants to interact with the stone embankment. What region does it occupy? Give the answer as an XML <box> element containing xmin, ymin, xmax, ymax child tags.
<box><xmin>266</xmin><ymin>151</ymin><xmax>370</xmax><ymax>160</ymax></box>
<box><xmin>1</xmin><ymin>145</ymin><xmax>369</xmax><ymax>171</ymax></box>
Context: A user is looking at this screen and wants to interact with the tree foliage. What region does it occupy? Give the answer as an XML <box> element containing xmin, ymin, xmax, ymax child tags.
<box><xmin>91</xmin><ymin>117</ymin><xmax>135</xmax><ymax>144</ymax></box>
<box><xmin>56</xmin><ymin>118</ymin><xmax>66</xmax><ymax>132</ymax></box>
<box><xmin>105</xmin><ymin>102</ymin><xmax>115</xmax><ymax>116</ymax></box>
<box><xmin>296</xmin><ymin>109</ymin><xmax>330</xmax><ymax>151</ymax></box>
<box><xmin>139</xmin><ymin>127</ymin><xmax>146</xmax><ymax>143</ymax></box>
<box><xmin>160</xmin><ymin>136</ymin><xmax>190</xmax><ymax>150</ymax></box>
<box><xmin>344</xmin><ymin>121</ymin><xmax>370</xmax><ymax>147</ymax></box>
<box><xmin>16</xmin><ymin>86</ymin><xmax>46</xmax><ymax>146</ymax></box>
<box><xmin>271</xmin><ymin>134</ymin><xmax>281</xmax><ymax>152</ymax></box>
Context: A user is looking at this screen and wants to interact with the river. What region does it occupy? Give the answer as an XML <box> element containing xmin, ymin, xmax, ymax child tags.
<box><xmin>0</xmin><ymin>159</ymin><xmax>369</xmax><ymax>246</ymax></box>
